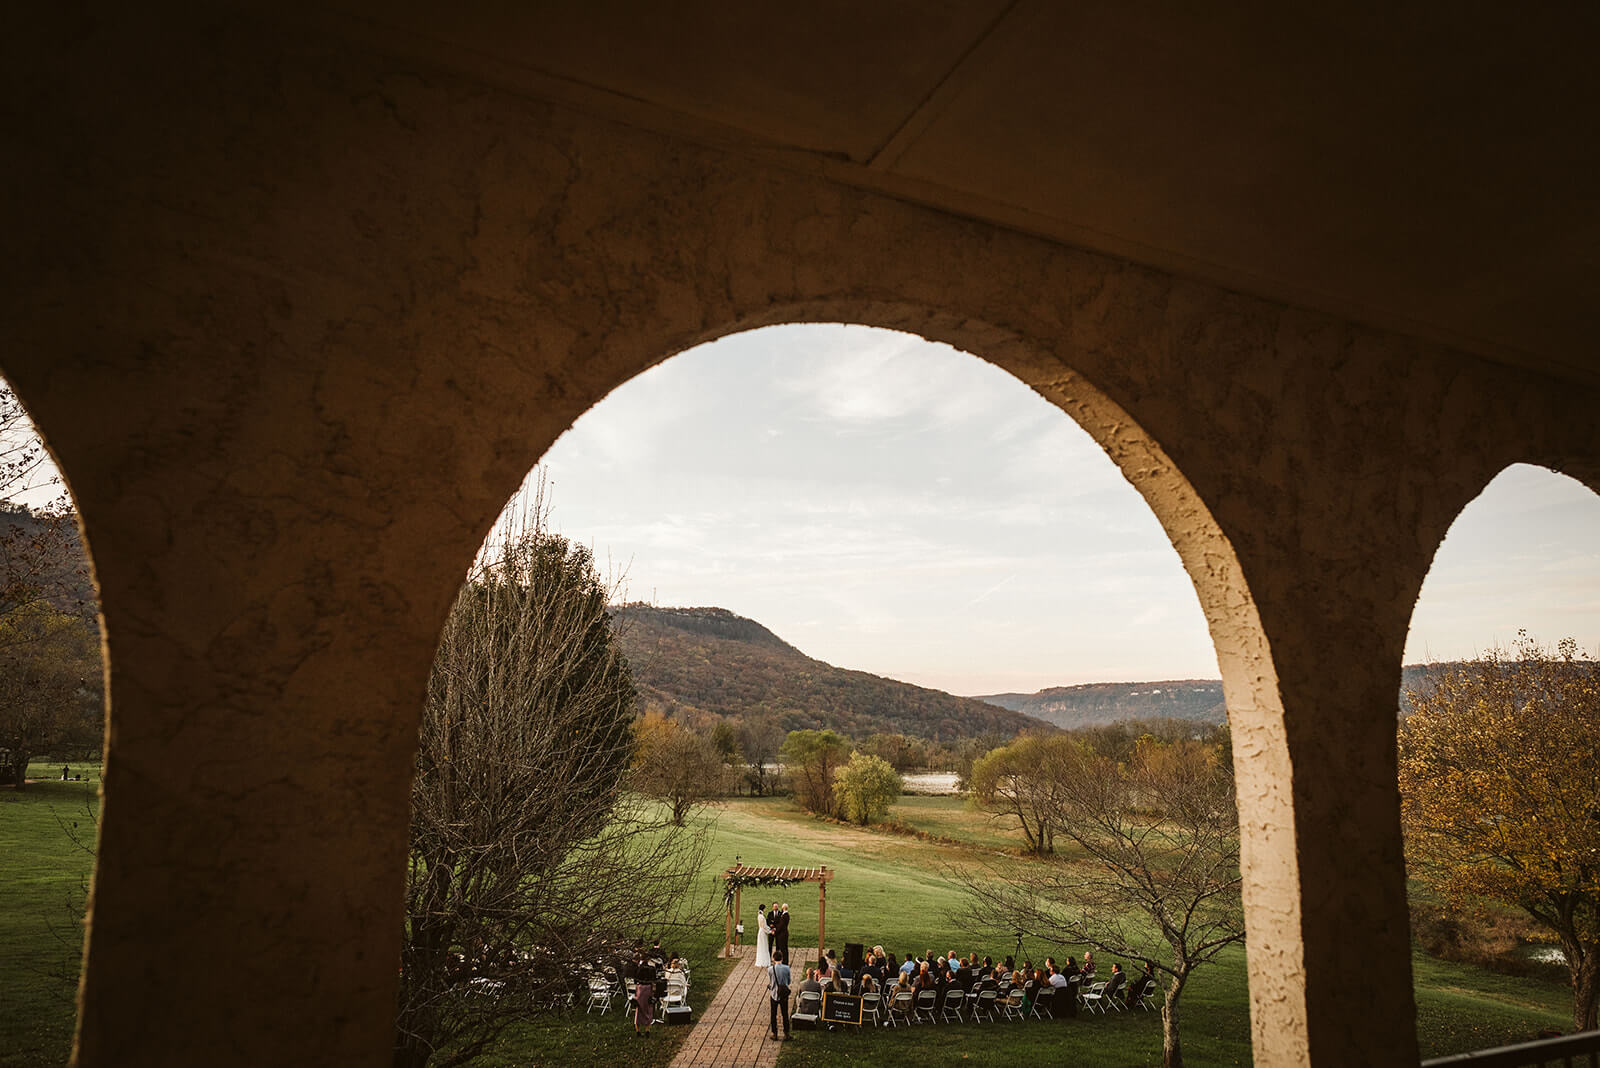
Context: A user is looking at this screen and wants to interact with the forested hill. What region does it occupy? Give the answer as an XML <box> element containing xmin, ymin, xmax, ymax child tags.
<box><xmin>610</xmin><ymin>604</ymin><xmax>1037</xmax><ymax>743</ymax></box>
<box><xmin>980</xmin><ymin>664</ymin><xmax>1465</xmax><ymax>728</ymax></box>
<box><xmin>977</xmin><ymin>680</ymin><xmax>1227</xmax><ymax>729</ymax></box>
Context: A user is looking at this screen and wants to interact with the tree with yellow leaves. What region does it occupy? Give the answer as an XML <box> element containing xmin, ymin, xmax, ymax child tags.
<box><xmin>1398</xmin><ymin>633</ymin><xmax>1600</xmax><ymax>1031</ymax></box>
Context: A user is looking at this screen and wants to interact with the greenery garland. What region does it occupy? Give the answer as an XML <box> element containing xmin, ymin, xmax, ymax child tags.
<box><xmin>721</xmin><ymin>871</ymin><xmax>804</xmax><ymax>911</ymax></box>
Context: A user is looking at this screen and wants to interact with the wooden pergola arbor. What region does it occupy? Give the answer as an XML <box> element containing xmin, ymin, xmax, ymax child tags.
<box><xmin>721</xmin><ymin>862</ymin><xmax>835</xmax><ymax>960</ymax></box>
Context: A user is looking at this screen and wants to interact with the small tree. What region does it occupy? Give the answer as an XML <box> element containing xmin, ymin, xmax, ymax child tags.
<box><xmin>779</xmin><ymin>728</ymin><xmax>851</xmax><ymax>817</ymax></box>
<box><xmin>833</xmin><ymin>750</ymin><xmax>902</xmax><ymax>825</ymax></box>
<box><xmin>709</xmin><ymin>721</ymin><xmax>741</xmax><ymax>765</ymax></box>
<box><xmin>967</xmin><ymin>734</ymin><xmax>1075</xmax><ymax>854</ymax></box>
<box><xmin>397</xmin><ymin>494</ymin><xmax>710</xmax><ymax>1068</ymax></box>
<box><xmin>955</xmin><ymin>735</ymin><xmax>1242</xmax><ymax>1068</ymax></box>
<box><xmin>633</xmin><ymin>713</ymin><xmax>729</xmax><ymax>825</ymax></box>
<box><xmin>1399</xmin><ymin>634</ymin><xmax>1600</xmax><ymax>1031</ymax></box>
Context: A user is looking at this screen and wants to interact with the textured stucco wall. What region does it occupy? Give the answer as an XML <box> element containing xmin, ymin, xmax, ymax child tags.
<box><xmin>4</xmin><ymin>7</ymin><xmax>1598</xmax><ymax>1066</ymax></box>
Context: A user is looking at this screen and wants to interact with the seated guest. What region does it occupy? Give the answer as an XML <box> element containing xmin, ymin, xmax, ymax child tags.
<box><xmin>1081</xmin><ymin>951</ymin><xmax>1096</xmax><ymax>980</ymax></box>
<box><xmin>1063</xmin><ymin>956</ymin><xmax>1080</xmax><ymax>982</ymax></box>
<box><xmin>1125</xmin><ymin>962</ymin><xmax>1155</xmax><ymax>1007</ymax></box>
<box><xmin>1103</xmin><ymin>962</ymin><xmax>1126</xmax><ymax>1002</ymax></box>
<box><xmin>1047</xmin><ymin>963</ymin><xmax>1075</xmax><ymax>1017</ymax></box>
<box><xmin>858</xmin><ymin>971</ymin><xmax>879</xmax><ymax>996</ymax></box>
<box><xmin>899</xmin><ymin>956</ymin><xmax>918</xmax><ymax>978</ymax></box>
<box><xmin>799</xmin><ymin>969</ymin><xmax>824</xmax><ymax>998</ymax></box>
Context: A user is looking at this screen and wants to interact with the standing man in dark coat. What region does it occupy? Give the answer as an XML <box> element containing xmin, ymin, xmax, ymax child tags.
<box><xmin>767</xmin><ymin>951</ymin><xmax>792</xmax><ymax>1041</ymax></box>
<box><xmin>775</xmin><ymin>903</ymin><xmax>791</xmax><ymax>961</ymax></box>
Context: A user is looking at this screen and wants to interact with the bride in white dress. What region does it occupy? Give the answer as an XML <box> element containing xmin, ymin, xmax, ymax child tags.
<box><xmin>753</xmin><ymin>904</ymin><xmax>773</xmax><ymax>968</ymax></box>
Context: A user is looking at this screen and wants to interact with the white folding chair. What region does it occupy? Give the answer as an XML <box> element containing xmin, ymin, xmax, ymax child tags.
<box><xmin>914</xmin><ymin>988</ymin><xmax>938</xmax><ymax>1024</ymax></box>
<box><xmin>940</xmin><ymin>988</ymin><xmax>965</xmax><ymax>1023</ymax></box>
<box><xmin>887</xmin><ymin>990</ymin><xmax>915</xmax><ymax>1027</ymax></box>
<box><xmin>792</xmin><ymin>989</ymin><xmax>823</xmax><ymax>1029</ymax></box>
<box><xmin>1081</xmin><ymin>980</ymin><xmax>1107</xmax><ymax>1014</ymax></box>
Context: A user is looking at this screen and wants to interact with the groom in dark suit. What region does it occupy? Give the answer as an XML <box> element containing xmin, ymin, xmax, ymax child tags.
<box><xmin>775</xmin><ymin>903</ymin><xmax>791</xmax><ymax>960</ymax></box>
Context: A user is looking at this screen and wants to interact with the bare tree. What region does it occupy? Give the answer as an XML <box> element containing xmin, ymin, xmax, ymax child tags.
<box><xmin>396</xmin><ymin>492</ymin><xmax>711</xmax><ymax>1068</ymax></box>
<box><xmin>954</xmin><ymin>734</ymin><xmax>1242</xmax><ymax>1068</ymax></box>
<box><xmin>737</xmin><ymin>719</ymin><xmax>783</xmax><ymax>796</ymax></box>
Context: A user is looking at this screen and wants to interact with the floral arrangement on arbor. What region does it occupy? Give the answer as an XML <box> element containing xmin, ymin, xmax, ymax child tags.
<box><xmin>721</xmin><ymin>870</ymin><xmax>802</xmax><ymax>911</ymax></box>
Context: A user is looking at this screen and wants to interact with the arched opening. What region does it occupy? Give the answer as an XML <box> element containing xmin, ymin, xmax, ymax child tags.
<box><xmin>1399</xmin><ymin>462</ymin><xmax>1600</xmax><ymax>1054</ymax></box>
<box><xmin>405</xmin><ymin>320</ymin><xmax>1301</xmax><ymax>1065</ymax></box>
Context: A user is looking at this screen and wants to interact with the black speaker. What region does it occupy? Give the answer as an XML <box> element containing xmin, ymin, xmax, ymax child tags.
<box><xmin>844</xmin><ymin>942</ymin><xmax>865</xmax><ymax>971</ymax></box>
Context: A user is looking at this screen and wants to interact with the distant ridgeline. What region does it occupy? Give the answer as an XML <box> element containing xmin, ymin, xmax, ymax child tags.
<box><xmin>609</xmin><ymin>604</ymin><xmax>1036</xmax><ymax>743</ymax></box>
<box><xmin>976</xmin><ymin>680</ymin><xmax>1227</xmax><ymax>729</ymax></box>
<box><xmin>610</xmin><ymin>604</ymin><xmax>1462</xmax><ymax>740</ymax></box>
<box><xmin>980</xmin><ymin>664</ymin><xmax>1459</xmax><ymax>728</ymax></box>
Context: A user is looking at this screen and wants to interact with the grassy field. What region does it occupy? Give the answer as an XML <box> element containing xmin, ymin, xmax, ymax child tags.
<box><xmin>1</xmin><ymin>763</ymin><xmax>99</xmax><ymax>1067</ymax></box>
<box><xmin>0</xmin><ymin>782</ymin><xmax>1575</xmax><ymax>1066</ymax></box>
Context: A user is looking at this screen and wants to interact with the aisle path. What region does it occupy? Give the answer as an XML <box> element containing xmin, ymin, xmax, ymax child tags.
<box><xmin>668</xmin><ymin>944</ymin><xmax>815</xmax><ymax>1068</ymax></box>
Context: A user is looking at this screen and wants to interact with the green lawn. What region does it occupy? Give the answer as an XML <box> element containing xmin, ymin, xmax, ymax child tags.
<box><xmin>0</xmin><ymin>763</ymin><xmax>99</xmax><ymax>1067</ymax></box>
<box><xmin>0</xmin><ymin>785</ymin><xmax>1575</xmax><ymax>1066</ymax></box>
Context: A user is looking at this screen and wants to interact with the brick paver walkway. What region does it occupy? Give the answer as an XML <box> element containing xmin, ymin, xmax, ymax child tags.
<box><xmin>668</xmin><ymin>944</ymin><xmax>815</xmax><ymax>1068</ymax></box>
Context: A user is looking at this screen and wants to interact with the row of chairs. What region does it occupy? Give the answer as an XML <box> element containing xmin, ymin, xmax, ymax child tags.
<box><xmin>585</xmin><ymin>969</ymin><xmax>690</xmax><ymax>1015</ymax></box>
<box><xmin>792</xmin><ymin>977</ymin><xmax>1154</xmax><ymax>1029</ymax></box>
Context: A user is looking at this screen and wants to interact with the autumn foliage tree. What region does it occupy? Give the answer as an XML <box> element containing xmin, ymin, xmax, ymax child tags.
<box><xmin>832</xmin><ymin>750</ymin><xmax>901</xmax><ymax>825</ymax></box>
<box><xmin>0</xmin><ymin>386</ymin><xmax>102</xmax><ymax>784</ymax></box>
<box><xmin>1399</xmin><ymin>634</ymin><xmax>1600</xmax><ymax>1031</ymax></box>
<box><xmin>967</xmin><ymin>733</ymin><xmax>1076</xmax><ymax>854</ymax></box>
<box><xmin>780</xmin><ymin>728</ymin><xmax>850</xmax><ymax>817</ymax></box>
<box><xmin>632</xmin><ymin>712</ymin><xmax>730</xmax><ymax>825</ymax></box>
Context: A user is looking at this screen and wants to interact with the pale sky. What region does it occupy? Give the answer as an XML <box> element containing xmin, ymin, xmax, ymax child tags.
<box><xmin>534</xmin><ymin>324</ymin><xmax>1600</xmax><ymax>696</ymax></box>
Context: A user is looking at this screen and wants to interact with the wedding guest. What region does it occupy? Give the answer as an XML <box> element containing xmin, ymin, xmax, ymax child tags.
<box><xmin>633</xmin><ymin>950</ymin><xmax>656</xmax><ymax>1036</ymax></box>
<box><xmin>1103</xmin><ymin>962</ymin><xmax>1127</xmax><ymax>1004</ymax></box>
<box><xmin>1126</xmin><ymin>961</ymin><xmax>1156</xmax><ymax>1007</ymax></box>
<box><xmin>799</xmin><ymin>968</ymin><xmax>824</xmax><ymax>999</ymax></box>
